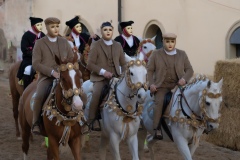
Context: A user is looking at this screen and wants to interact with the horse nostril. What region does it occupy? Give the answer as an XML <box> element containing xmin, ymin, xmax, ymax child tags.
<box><xmin>210</xmin><ymin>124</ymin><xmax>213</xmax><ymax>129</ymax></box>
<box><xmin>138</xmin><ymin>94</ymin><xmax>141</xmax><ymax>99</ymax></box>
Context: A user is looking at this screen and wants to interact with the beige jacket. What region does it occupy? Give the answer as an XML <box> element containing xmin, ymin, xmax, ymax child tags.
<box><xmin>32</xmin><ymin>36</ymin><xmax>74</xmax><ymax>83</ymax></box>
<box><xmin>87</xmin><ymin>39</ymin><xmax>126</xmax><ymax>82</ymax></box>
<box><xmin>147</xmin><ymin>48</ymin><xmax>194</xmax><ymax>88</ymax></box>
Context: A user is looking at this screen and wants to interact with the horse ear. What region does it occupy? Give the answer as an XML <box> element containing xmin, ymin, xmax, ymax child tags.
<box><xmin>125</xmin><ymin>53</ymin><xmax>133</xmax><ymax>62</ymax></box>
<box><xmin>151</xmin><ymin>35</ymin><xmax>157</xmax><ymax>42</ymax></box>
<box><xmin>207</xmin><ymin>80</ymin><xmax>211</xmax><ymax>88</ymax></box>
<box><xmin>55</xmin><ymin>55</ymin><xmax>61</xmax><ymax>65</ymax></box>
<box><xmin>218</xmin><ymin>78</ymin><xmax>223</xmax><ymax>88</ymax></box>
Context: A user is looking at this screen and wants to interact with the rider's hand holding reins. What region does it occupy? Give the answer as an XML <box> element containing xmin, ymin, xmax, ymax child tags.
<box><xmin>103</xmin><ymin>71</ymin><xmax>113</xmax><ymax>79</ymax></box>
<box><xmin>52</xmin><ymin>71</ymin><xmax>60</xmax><ymax>79</ymax></box>
<box><xmin>150</xmin><ymin>84</ymin><xmax>157</xmax><ymax>93</ymax></box>
<box><xmin>178</xmin><ymin>78</ymin><xmax>186</xmax><ymax>86</ymax></box>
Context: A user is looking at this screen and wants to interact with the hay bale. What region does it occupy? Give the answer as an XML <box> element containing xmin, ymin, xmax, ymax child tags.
<box><xmin>205</xmin><ymin>59</ymin><xmax>240</xmax><ymax>150</ymax></box>
<box><xmin>205</xmin><ymin>107</ymin><xmax>240</xmax><ymax>150</ymax></box>
<box><xmin>214</xmin><ymin>59</ymin><xmax>240</xmax><ymax>109</ymax></box>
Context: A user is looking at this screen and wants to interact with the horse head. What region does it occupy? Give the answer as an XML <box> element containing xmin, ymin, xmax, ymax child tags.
<box><xmin>55</xmin><ymin>52</ymin><xmax>84</xmax><ymax>113</ymax></box>
<box><xmin>125</xmin><ymin>54</ymin><xmax>148</xmax><ymax>104</ymax></box>
<box><xmin>200</xmin><ymin>78</ymin><xmax>223</xmax><ymax>132</ymax></box>
<box><xmin>136</xmin><ymin>36</ymin><xmax>156</xmax><ymax>62</ymax></box>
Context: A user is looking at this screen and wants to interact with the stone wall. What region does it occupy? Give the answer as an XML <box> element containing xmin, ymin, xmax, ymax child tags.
<box><xmin>0</xmin><ymin>0</ymin><xmax>33</xmax><ymax>47</ymax></box>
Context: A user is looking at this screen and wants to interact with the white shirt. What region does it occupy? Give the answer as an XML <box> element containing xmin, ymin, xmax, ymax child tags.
<box><xmin>29</xmin><ymin>28</ymin><xmax>41</xmax><ymax>38</ymax></box>
<box><xmin>99</xmin><ymin>39</ymin><xmax>113</xmax><ymax>75</ymax></box>
<box><xmin>71</xmin><ymin>32</ymin><xmax>81</xmax><ymax>48</ymax></box>
<box><xmin>121</xmin><ymin>34</ymin><xmax>133</xmax><ymax>47</ymax></box>
<box><xmin>47</xmin><ymin>35</ymin><xmax>57</xmax><ymax>42</ymax></box>
<box><xmin>103</xmin><ymin>39</ymin><xmax>113</xmax><ymax>46</ymax></box>
<box><xmin>164</xmin><ymin>49</ymin><xmax>177</xmax><ymax>55</ymax></box>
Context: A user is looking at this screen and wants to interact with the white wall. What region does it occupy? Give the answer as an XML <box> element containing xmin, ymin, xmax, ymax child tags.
<box><xmin>122</xmin><ymin>0</ymin><xmax>240</xmax><ymax>75</ymax></box>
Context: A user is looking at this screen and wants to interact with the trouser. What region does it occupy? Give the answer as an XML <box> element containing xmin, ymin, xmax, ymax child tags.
<box><xmin>153</xmin><ymin>87</ymin><xmax>172</xmax><ymax>129</ymax></box>
<box><xmin>87</xmin><ymin>79</ymin><xmax>109</xmax><ymax>124</ymax></box>
<box><xmin>32</xmin><ymin>78</ymin><xmax>53</xmax><ymax>125</ymax></box>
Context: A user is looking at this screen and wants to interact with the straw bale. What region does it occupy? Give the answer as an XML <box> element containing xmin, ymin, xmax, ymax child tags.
<box><xmin>214</xmin><ymin>59</ymin><xmax>240</xmax><ymax>109</ymax></box>
<box><xmin>205</xmin><ymin>59</ymin><xmax>240</xmax><ymax>151</ymax></box>
<box><xmin>205</xmin><ymin>106</ymin><xmax>240</xmax><ymax>150</ymax></box>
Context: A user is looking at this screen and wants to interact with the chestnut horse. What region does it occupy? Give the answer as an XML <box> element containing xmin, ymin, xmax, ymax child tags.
<box><xmin>19</xmin><ymin>52</ymin><xmax>86</xmax><ymax>160</ymax></box>
<box><xmin>8</xmin><ymin>61</ymin><xmax>24</xmax><ymax>139</ymax></box>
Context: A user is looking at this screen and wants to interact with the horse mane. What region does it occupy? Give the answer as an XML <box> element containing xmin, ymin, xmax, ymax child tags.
<box><xmin>184</xmin><ymin>74</ymin><xmax>209</xmax><ymax>90</ymax></box>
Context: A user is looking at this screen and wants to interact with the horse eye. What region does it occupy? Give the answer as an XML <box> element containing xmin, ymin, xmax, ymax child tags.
<box><xmin>130</xmin><ymin>72</ymin><xmax>133</xmax><ymax>76</ymax></box>
<box><xmin>144</xmin><ymin>46</ymin><xmax>147</xmax><ymax>49</ymax></box>
<box><xmin>205</xmin><ymin>101</ymin><xmax>210</xmax><ymax>106</ymax></box>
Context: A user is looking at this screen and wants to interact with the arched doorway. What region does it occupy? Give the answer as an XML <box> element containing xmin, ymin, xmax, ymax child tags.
<box><xmin>226</xmin><ymin>20</ymin><xmax>240</xmax><ymax>59</ymax></box>
<box><xmin>143</xmin><ymin>20</ymin><xmax>165</xmax><ymax>49</ymax></box>
<box><xmin>230</xmin><ymin>27</ymin><xmax>240</xmax><ymax>57</ymax></box>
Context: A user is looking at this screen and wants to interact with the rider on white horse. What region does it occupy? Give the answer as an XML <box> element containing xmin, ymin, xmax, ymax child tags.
<box><xmin>147</xmin><ymin>32</ymin><xmax>194</xmax><ymax>140</ymax></box>
<box><xmin>84</xmin><ymin>21</ymin><xmax>126</xmax><ymax>132</ymax></box>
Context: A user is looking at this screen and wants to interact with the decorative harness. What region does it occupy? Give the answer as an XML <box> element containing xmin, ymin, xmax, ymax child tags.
<box><xmin>136</xmin><ymin>39</ymin><xmax>155</xmax><ymax>62</ymax></box>
<box><xmin>105</xmin><ymin>59</ymin><xmax>148</xmax><ymax>140</ymax></box>
<box><xmin>43</xmin><ymin>62</ymin><xmax>85</xmax><ymax>146</ymax></box>
<box><xmin>165</xmin><ymin>79</ymin><xmax>222</xmax><ymax>129</ymax></box>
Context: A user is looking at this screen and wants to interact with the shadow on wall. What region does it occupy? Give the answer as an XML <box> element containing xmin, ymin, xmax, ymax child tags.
<box><xmin>0</xmin><ymin>28</ymin><xmax>7</xmax><ymax>61</ymax></box>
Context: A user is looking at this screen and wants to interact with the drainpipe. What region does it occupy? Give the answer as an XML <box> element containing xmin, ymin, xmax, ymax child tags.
<box><xmin>118</xmin><ymin>0</ymin><xmax>122</xmax><ymax>34</ymax></box>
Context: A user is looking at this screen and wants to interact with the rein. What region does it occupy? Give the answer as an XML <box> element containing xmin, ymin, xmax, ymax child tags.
<box><xmin>43</xmin><ymin>62</ymin><xmax>85</xmax><ymax>146</ymax></box>
<box><xmin>179</xmin><ymin>87</ymin><xmax>202</xmax><ymax>120</ymax></box>
<box><xmin>167</xmin><ymin>85</ymin><xmax>222</xmax><ymax>129</ymax></box>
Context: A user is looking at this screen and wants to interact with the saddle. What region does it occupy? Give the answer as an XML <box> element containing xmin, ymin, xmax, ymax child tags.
<box><xmin>30</xmin><ymin>81</ymin><xmax>55</xmax><ymax>128</ymax></box>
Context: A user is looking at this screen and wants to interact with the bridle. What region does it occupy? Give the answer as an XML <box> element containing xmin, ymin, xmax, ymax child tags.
<box><xmin>168</xmin><ymin>85</ymin><xmax>222</xmax><ymax>130</ymax></box>
<box><xmin>58</xmin><ymin>62</ymin><xmax>84</xmax><ymax>112</ymax></box>
<box><xmin>200</xmin><ymin>89</ymin><xmax>221</xmax><ymax>125</ymax></box>
<box><xmin>125</xmin><ymin>59</ymin><xmax>148</xmax><ymax>91</ymax></box>
<box><xmin>117</xmin><ymin>59</ymin><xmax>148</xmax><ymax>100</ymax></box>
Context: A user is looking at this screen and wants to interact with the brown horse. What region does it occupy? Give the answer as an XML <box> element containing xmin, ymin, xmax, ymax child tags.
<box><xmin>8</xmin><ymin>60</ymin><xmax>24</xmax><ymax>139</ymax></box>
<box><xmin>19</xmin><ymin>52</ymin><xmax>86</xmax><ymax>160</ymax></box>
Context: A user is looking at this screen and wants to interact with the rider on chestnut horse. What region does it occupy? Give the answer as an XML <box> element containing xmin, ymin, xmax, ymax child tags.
<box><xmin>31</xmin><ymin>17</ymin><xmax>74</xmax><ymax>135</ymax></box>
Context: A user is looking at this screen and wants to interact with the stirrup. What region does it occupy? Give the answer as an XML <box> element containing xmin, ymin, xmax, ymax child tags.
<box><xmin>32</xmin><ymin>123</ymin><xmax>41</xmax><ymax>135</ymax></box>
<box><xmin>153</xmin><ymin>129</ymin><xmax>163</xmax><ymax>140</ymax></box>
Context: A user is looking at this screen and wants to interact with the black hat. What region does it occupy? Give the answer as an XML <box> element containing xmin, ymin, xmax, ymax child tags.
<box><xmin>100</xmin><ymin>22</ymin><xmax>113</xmax><ymax>28</ymax></box>
<box><xmin>120</xmin><ymin>21</ymin><xmax>134</xmax><ymax>30</ymax></box>
<box><xmin>65</xmin><ymin>16</ymin><xmax>80</xmax><ymax>29</ymax></box>
<box><xmin>29</xmin><ymin>17</ymin><xmax>43</xmax><ymax>26</ymax></box>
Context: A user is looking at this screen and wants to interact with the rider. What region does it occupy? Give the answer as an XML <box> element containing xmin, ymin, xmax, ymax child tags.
<box><xmin>147</xmin><ymin>33</ymin><xmax>194</xmax><ymax>140</ymax></box>
<box><xmin>31</xmin><ymin>17</ymin><xmax>74</xmax><ymax>135</ymax></box>
<box><xmin>85</xmin><ymin>22</ymin><xmax>126</xmax><ymax>131</ymax></box>
<box><xmin>17</xmin><ymin>17</ymin><xmax>45</xmax><ymax>89</ymax></box>
<box><xmin>114</xmin><ymin>20</ymin><xmax>140</xmax><ymax>57</ymax></box>
<box><xmin>65</xmin><ymin>16</ymin><xmax>100</xmax><ymax>55</ymax></box>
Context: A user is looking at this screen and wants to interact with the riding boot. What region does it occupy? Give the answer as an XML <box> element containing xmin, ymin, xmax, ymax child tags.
<box><xmin>32</xmin><ymin>104</ymin><xmax>42</xmax><ymax>135</ymax></box>
<box><xmin>153</xmin><ymin>128</ymin><xmax>163</xmax><ymax>140</ymax></box>
<box><xmin>90</xmin><ymin>119</ymin><xmax>101</xmax><ymax>131</ymax></box>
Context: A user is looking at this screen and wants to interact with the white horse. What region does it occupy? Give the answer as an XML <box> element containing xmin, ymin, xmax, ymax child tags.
<box><xmin>138</xmin><ymin>75</ymin><xmax>223</xmax><ymax>160</ymax></box>
<box><xmin>82</xmin><ymin>52</ymin><xmax>148</xmax><ymax>160</ymax></box>
<box><xmin>136</xmin><ymin>36</ymin><xmax>156</xmax><ymax>62</ymax></box>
